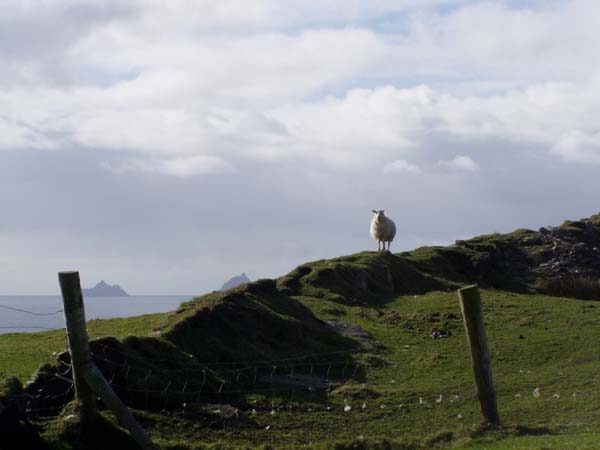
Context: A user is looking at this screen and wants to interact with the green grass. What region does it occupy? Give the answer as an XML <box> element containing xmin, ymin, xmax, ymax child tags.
<box><xmin>92</xmin><ymin>291</ymin><xmax>600</xmax><ymax>449</ymax></box>
<box><xmin>3</xmin><ymin>254</ymin><xmax>600</xmax><ymax>448</ymax></box>
<box><xmin>0</xmin><ymin>313</ymin><xmax>165</xmax><ymax>384</ymax></box>
<box><xmin>14</xmin><ymin>288</ymin><xmax>599</xmax><ymax>449</ymax></box>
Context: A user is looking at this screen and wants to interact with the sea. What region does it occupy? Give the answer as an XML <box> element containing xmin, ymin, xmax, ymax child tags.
<box><xmin>0</xmin><ymin>295</ymin><xmax>193</xmax><ymax>334</ymax></box>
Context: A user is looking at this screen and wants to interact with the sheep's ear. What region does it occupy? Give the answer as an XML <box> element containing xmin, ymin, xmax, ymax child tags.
<box><xmin>372</xmin><ymin>210</ymin><xmax>377</xmax><ymax>214</ymax></box>
<box><xmin>382</xmin><ymin>210</ymin><xmax>385</xmax><ymax>213</ymax></box>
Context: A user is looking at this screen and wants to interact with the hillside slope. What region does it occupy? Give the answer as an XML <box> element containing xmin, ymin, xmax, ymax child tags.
<box><xmin>403</xmin><ymin>212</ymin><xmax>600</xmax><ymax>294</ymax></box>
<box><xmin>3</xmin><ymin>212</ymin><xmax>600</xmax><ymax>449</ymax></box>
<box><xmin>275</xmin><ymin>211</ymin><xmax>600</xmax><ymax>301</ymax></box>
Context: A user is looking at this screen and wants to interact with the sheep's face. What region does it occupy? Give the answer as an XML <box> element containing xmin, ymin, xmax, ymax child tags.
<box><xmin>372</xmin><ymin>209</ymin><xmax>386</xmax><ymax>222</ymax></box>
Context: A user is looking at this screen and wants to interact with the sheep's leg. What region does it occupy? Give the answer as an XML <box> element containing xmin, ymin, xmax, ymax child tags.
<box><xmin>377</xmin><ymin>241</ymin><xmax>381</xmax><ymax>251</ymax></box>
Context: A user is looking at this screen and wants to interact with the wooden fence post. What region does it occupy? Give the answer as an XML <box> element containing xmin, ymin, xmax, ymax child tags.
<box><xmin>59</xmin><ymin>271</ymin><xmax>158</xmax><ymax>450</ymax></box>
<box><xmin>457</xmin><ymin>285</ymin><xmax>500</xmax><ymax>424</ymax></box>
<box><xmin>58</xmin><ymin>271</ymin><xmax>97</xmax><ymax>425</ymax></box>
<box><xmin>80</xmin><ymin>364</ymin><xmax>159</xmax><ymax>450</ymax></box>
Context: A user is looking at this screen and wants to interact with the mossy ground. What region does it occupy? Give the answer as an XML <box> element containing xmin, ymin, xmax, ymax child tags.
<box><xmin>3</xmin><ymin>288</ymin><xmax>600</xmax><ymax>449</ymax></box>
<box><xmin>0</xmin><ymin>313</ymin><xmax>165</xmax><ymax>385</ymax></box>
<box><xmin>2</xmin><ymin>241</ymin><xmax>600</xmax><ymax>449</ymax></box>
<box><xmin>42</xmin><ymin>404</ymin><xmax>140</xmax><ymax>450</ymax></box>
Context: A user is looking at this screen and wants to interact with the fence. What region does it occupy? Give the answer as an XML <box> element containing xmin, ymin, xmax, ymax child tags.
<box><xmin>3</xmin><ymin>277</ymin><xmax>600</xmax><ymax>446</ymax></box>
<box><xmin>0</xmin><ymin>302</ymin><xmax>63</xmax><ymax>332</ymax></box>
<box><xmin>0</xmin><ymin>282</ymin><xmax>506</xmax><ymax>426</ymax></box>
<box><xmin>55</xmin><ymin>275</ymin><xmax>498</xmax><ymax>446</ymax></box>
<box><xmin>59</xmin><ymin>271</ymin><xmax>158</xmax><ymax>450</ymax></box>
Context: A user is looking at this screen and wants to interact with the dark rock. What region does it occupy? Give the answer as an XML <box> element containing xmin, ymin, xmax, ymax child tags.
<box><xmin>523</xmin><ymin>236</ymin><xmax>543</xmax><ymax>246</ymax></box>
<box><xmin>0</xmin><ymin>397</ymin><xmax>49</xmax><ymax>450</ymax></box>
<box><xmin>24</xmin><ymin>362</ymin><xmax>74</xmax><ymax>418</ymax></box>
<box><xmin>431</xmin><ymin>329</ymin><xmax>451</xmax><ymax>340</ymax></box>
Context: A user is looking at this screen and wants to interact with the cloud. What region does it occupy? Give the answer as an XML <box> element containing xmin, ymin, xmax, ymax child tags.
<box><xmin>438</xmin><ymin>155</ymin><xmax>479</xmax><ymax>172</ymax></box>
<box><xmin>0</xmin><ymin>118</ymin><xmax>57</xmax><ymax>150</ymax></box>
<box><xmin>105</xmin><ymin>155</ymin><xmax>235</xmax><ymax>177</ymax></box>
<box><xmin>3</xmin><ymin>1</ymin><xmax>600</xmax><ymax>171</ymax></box>
<box><xmin>266</xmin><ymin>80</ymin><xmax>600</xmax><ymax>169</ymax></box>
<box><xmin>552</xmin><ymin>131</ymin><xmax>600</xmax><ymax>164</ymax></box>
<box><xmin>4</xmin><ymin>78</ymin><xmax>600</xmax><ymax>175</ymax></box>
<box><xmin>3</xmin><ymin>0</ymin><xmax>600</xmax><ymax>294</ymax></box>
<box><xmin>383</xmin><ymin>159</ymin><xmax>421</xmax><ymax>174</ymax></box>
<box><xmin>0</xmin><ymin>1</ymin><xmax>135</xmax><ymax>86</ymax></box>
<box><xmin>382</xmin><ymin>1</ymin><xmax>600</xmax><ymax>85</ymax></box>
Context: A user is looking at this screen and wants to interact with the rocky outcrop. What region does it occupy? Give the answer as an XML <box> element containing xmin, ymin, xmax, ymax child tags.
<box><xmin>220</xmin><ymin>273</ymin><xmax>251</xmax><ymax>291</ymax></box>
<box><xmin>404</xmin><ymin>213</ymin><xmax>600</xmax><ymax>294</ymax></box>
<box><xmin>528</xmin><ymin>222</ymin><xmax>600</xmax><ymax>279</ymax></box>
<box><xmin>83</xmin><ymin>281</ymin><xmax>128</xmax><ymax>297</ymax></box>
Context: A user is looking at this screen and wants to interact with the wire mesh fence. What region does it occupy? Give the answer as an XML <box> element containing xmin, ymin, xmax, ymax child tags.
<box><xmin>2</xmin><ymin>292</ymin><xmax>600</xmax><ymax>435</ymax></box>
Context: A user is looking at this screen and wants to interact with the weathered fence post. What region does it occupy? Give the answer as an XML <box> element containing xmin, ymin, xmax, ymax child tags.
<box><xmin>58</xmin><ymin>271</ymin><xmax>97</xmax><ymax>425</ymax></box>
<box><xmin>81</xmin><ymin>364</ymin><xmax>159</xmax><ymax>450</ymax></box>
<box><xmin>59</xmin><ymin>271</ymin><xmax>158</xmax><ymax>450</ymax></box>
<box><xmin>457</xmin><ymin>285</ymin><xmax>500</xmax><ymax>424</ymax></box>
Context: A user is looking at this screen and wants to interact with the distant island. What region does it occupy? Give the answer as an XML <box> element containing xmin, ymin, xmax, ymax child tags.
<box><xmin>220</xmin><ymin>273</ymin><xmax>250</xmax><ymax>291</ymax></box>
<box><xmin>82</xmin><ymin>280</ymin><xmax>129</xmax><ymax>297</ymax></box>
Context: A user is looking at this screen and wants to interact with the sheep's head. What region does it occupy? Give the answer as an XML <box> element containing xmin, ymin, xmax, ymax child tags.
<box><xmin>372</xmin><ymin>209</ymin><xmax>386</xmax><ymax>222</ymax></box>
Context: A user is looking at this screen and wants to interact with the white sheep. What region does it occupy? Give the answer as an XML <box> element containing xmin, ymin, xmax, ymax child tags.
<box><xmin>370</xmin><ymin>209</ymin><xmax>396</xmax><ymax>251</ymax></box>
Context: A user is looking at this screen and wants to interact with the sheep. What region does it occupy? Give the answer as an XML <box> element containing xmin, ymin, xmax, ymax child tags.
<box><xmin>370</xmin><ymin>210</ymin><xmax>396</xmax><ymax>251</ymax></box>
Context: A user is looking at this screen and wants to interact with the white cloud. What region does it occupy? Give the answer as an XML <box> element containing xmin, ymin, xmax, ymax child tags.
<box><xmin>105</xmin><ymin>155</ymin><xmax>235</xmax><ymax>177</ymax></box>
<box><xmin>438</xmin><ymin>155</ymin><xmax>479</xmax><ymax>172</ymax></box>
<box><xmin>73</xmin><ymin>108</ymin><xmax>218</xmax><ymax>155</ymax></box>
<box><xmin>553</xmin><ymin>131</ymin><xmax>600</xmax><ymax>164</ymax></box>
<box><xmin>2</xmin><ymin>0</ymin><xmax>600</xmax><ymax>171</ymax></box>
<box><xmin>269</xmin><ymin>85</ymin><xmax>433</xmax><ymax>167</ymax></box>
<box><xmin>384</xmin><ymin>1</ymin><xmax>600</xmax><ymax>85</ymax></box>
<box><xmin>4</xmin><ymin>0</ymin><xmax>600</xmax><ymax>294</ymax></box>
<box><xmin>5</xmin><ymin>78</ymin><xmax>600</xmax><ymax>172</ymax></box>
<box><xmin>70</xmin><ymin>27</ymin><xmax>384</xmax><ymax>103</ymax></box>
<box><xmin>0</xmin><ymin>118</ymin><xmax>57</xmax><ymax>150</ymax></box>
<box><xmin>383</xmin><ymin>159</ymin><xmax>421</xmax><ymax>174</ymax></box>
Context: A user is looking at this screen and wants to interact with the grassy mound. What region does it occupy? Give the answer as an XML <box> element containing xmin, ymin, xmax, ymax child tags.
<box><xmin>25</xmin><ymin>335</ymin><xmax>226</xmax><ymax>415</ymax></box>
<box><xmin>160</xmin><ymin>279</ymin><xmax>360</xmax><ymax>366</ymax></box>
<box><xmin>403</xmin><ymin>231</ymin><xmax>535</xmax><ymax>291</ymax></box>
<box><xmin>18</xmin><ymin>278</ymin><xmax>365</xmax><ymax>421</ymax></box>
<box><xmin>277</xmin><ymin>251</ymin><xmax>445</xmax><ymax>305</ymax></box>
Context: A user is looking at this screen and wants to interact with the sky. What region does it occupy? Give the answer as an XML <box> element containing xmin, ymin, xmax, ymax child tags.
<box><xmin>2</xmin><ymin>0</ymin><xmax>600</xmax><ymax>294</ymax></box>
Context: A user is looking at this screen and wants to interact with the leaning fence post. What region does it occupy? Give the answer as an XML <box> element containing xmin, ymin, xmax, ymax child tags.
<box><xmin>58</xmin><ymin>271</ymin><xmax>97</xmax><ymax>425</ymax></box>
<box><xmin>59</xmin><ymin>271</ymin><xmax>158</xmax><ymax>450</ymax></box>
<box><xmin>457</xmin><ymin>285</ymin><xmax>500</xmax><ymax>424</ymax></box>
<box><xmin>80</xmin><ymin>364</ymin><xmax>159</xmax><ymax>450</ymax></box>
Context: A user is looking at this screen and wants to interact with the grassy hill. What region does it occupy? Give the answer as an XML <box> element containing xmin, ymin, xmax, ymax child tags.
<box><xmin>3</xmin><ymin>214</ymin><xmax>600</xmax><ymax>449</ymax></box>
